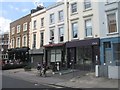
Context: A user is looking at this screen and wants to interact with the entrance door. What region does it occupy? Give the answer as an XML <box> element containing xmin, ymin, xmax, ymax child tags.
<box><xmin>67</xmin><ymin>48</ymin><xmax>76</xmax><ymax>68</ymax></box>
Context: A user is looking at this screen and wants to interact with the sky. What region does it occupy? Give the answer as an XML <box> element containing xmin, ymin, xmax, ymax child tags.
<box><xmin>0</xmin><ymin>0</ymin><xmax>61</xmax><ymax>34</ymax></box>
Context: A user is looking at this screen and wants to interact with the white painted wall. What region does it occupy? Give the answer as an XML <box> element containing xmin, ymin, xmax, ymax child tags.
<box><xmin>30</xmin><ymin>9</ymin><xmax>46</xmax><ymax>49</ymax></box>
<box><xmin>44</xmin><ymin>2</ymin><xmax>68</xmax><ymax>45</ymax></box>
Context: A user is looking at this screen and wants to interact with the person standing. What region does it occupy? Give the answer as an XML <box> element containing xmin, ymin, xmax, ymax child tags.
<box><xmin>37</xmin><ymin>62</ymin><xmax>42</xmax><ymax>76</ymax></box>
<box><xmin>42</xmin><ymin>63</ymin><xmax>47</xmax><ymax>77</ymax></box>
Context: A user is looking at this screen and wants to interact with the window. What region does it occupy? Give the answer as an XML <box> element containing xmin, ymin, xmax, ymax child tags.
<box><xmin>59</xmin><ymin>26</ymin><xmax>64</xmax><ymax>42</ymax></box>
<box><xmin>50</xmin><ymin>13</ymin><xmax>54</xmax><ymax>24</ymax></box>
<box><xmin>40</xmin><ymin>32</ymin><xmax>44</xmax><ymax>47</ymax></box>
<box><xmin>33</xmin><ymin>20</ymin><xmax>37</xmax><ymax>29</ymax></box>
<box><xmin>23</xmin><ymin>36</ymin><xmax>27</xmax><ymax>47</ymax></box>
<box><xmin>107</xmin><ymin>13</ymin><xmax>117</xmax><ymax>33</ymax></box>
<box><xmin>104</xmin><ymin>42</ymin><xmax>111</xmax><ymax>48</ymax></box>
<box><xmin>71</xmin><ymin>3</ymin><xmax>77</xmax><ymax>13</ymax></box>
<box><xmin>17</xmin><ymin>25</ymin><xmax>20</xmax><ymax>33</ymax></box>
<box><xmin>11</xmin><ymin>39</ymin><xmax>14</xmax><ymax>48</ymax></box>
<box><xmin>23</xmin><ymin>22</ymin><xmax>27</xmax><ymax>31</ymax></box>
<box><xmin>11</xmin><ymin>27</ymin><xmax>15</xmax><ymax>35</ymax></box>
<box><xmin>58</xmin><ymin>10</ymin><xmax>64</xmax><ymax>21</ymax></box>
<box><xmin>113</xmin><ymin>43</ymin><xmax>120</xmax><ymax>66</ymax></box>
<box><xmin>50</xmin><ymin>49</ymin><xmax>62</xmax><ymax>62</ymax></box>
<box><xmin>72</xmin><ymin>22</ymin><xmax>78</xmax><ymax>38</ymax></box>
<box><xmin>84</xmin><ymin>0</ymin><xmax>91</xmax><ymax>9</ymax></box>
<box><xmin>17</xmin><ymin>37</ymin><xmax>20</xmax><ymax>47</ymax></box>
<box><xmin>33</xmin><ymin>33</ymin><xmax>36</xmax><ymax>48</ymax></box>
<box><xmin>41</xmin><ymin>18</ymin><xmax>44</xmax><ymax>27</ymax></box>
<box><xmin>50</xmin><ymin>29</ymin><xmax>54</xmax><ymax>42</ymax></box>
<box><xmin>85</xmin><ymin>19</ymin><xmax>92</xmax><ymax>37</ymax></box>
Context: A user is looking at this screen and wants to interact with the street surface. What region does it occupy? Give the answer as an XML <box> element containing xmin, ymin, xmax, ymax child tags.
<box><xmin>2</xmin><ymin>75</ymin><xmax>53</xmax><ymax>88</ymax></box>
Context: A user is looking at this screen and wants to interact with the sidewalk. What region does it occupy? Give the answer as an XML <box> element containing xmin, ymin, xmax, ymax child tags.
<box><xmin>2</xmin><ymin>68</ymin><xmax>119</xmax><ymax>88</ymax></box>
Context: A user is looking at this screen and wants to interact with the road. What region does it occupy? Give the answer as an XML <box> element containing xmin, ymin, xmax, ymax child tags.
<box><xmin>2</xmin><ymin>75</ymin><xmax>53</xmax><ymax>88</ymax></box>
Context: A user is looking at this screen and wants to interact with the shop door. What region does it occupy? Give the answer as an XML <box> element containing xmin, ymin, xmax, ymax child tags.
<box><xmin>67</xmin><ymin>48</ymin><xmax>76</xmax><ymax>68</ymax></box>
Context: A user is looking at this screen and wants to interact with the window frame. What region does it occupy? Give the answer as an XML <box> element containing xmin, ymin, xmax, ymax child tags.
<box><xmin>107</xmin><ymin>12</ymin><xmax>117</xmax><ymax>34</ymax></box>
<box><xmin>17</xmin><ymin>37</ymin><xmax>20</xmax><ymax>47</ymax></box>
<box><xmin>50</xmin><ymin>13</ymin><xmax>55</xmax><ymax>24</ymax></box>
<box><xmin>58</xmin><ymin>10</ymin><xmax>64</xmax><ymax>22</ymax></box>
<box><xmin>17</xmin><ymin>25</ymin><xmax>21</xmax><ymax>33</ymax></box>
<box><xmin>85</xmin><ymin>19</ymin><xmax>93</xmax><ymax>37</ymax></box>
<box><xmin>33</xmin><ymin>33</ymin><xmax>36</xmax><ymax>48</ymax></box>
<box><xmin>23</xmin><ymin>22</ymin><xmax>27</xmax><ymax>31</ymax></box>
<box><xmin>23</xmin><ymin>35</ymin><xmax>27</xmax><ymax>47</ymax></box>
<box><xmin>40</xmin><ymin>32</ymin><xmax>44</xmax><ymax>47</ymax></box>
<box><xmin>50</xmin><ymin>29</ymin><xmax>54</xmax><ymax>42</ymax></box>
<box><xmin>84</xmin><ymin>0</ymin><xmax>91</xmax><ymax>10</ymax></box>
<box><xmin>71</xmin><ymin>2</ymin><xmax>77</xmax><ymax>14</ymax></box>
<box><xmin>58</xmin><ymin>26</ymin><xmax>64</xmax><ymax>42</ymax></box>
<box><xmin>41</xmin><ymin>18</ymin><xmax>44</xmax><ymax>28</ymax></box>
<box><xmin>72</xmin><ymin>22</ymin><xmax>78</xmax><ymax>39</ymax></box>
<box><xmin>33</xmin><ymin>20</ymin><xmax>37</xmax><ymax>29</ymax></box>
<box><xmin>11</xmin><ymin>27</ymin><xmax>15</xmax><ymax>35</ymax></box>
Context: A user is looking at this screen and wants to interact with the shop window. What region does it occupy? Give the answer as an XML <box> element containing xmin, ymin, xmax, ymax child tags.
<box><xmin>113</xmin><ymin>43</ymin><xmax>120</xmax><ymax>65</ymax></box>
<box><xmin>51</xmin><ymin>50</ymin><xmax>55</xmax><ymax>62</ymax></box>
<box><xmin>104</xmin><ymin>42</ymin><xmax>111</xmax><ymax>48</ymax></box>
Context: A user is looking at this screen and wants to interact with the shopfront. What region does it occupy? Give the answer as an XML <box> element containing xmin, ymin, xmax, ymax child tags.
<box><xmin>66</xmin><ymin>38</ymin><xmax>100</xmax><ymax>71</ymax></box>
<box><xmin>100</xmin><ymin>37</ymin><xmax>120</xmax><ymax>66</ymax></box>
<box><xmin>44</xmin><ymin>43</ymin><xmax>66</xmax><ymax>71</ymax></box>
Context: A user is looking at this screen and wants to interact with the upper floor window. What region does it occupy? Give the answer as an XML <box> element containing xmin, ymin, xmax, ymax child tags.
<box><xmin>23</xmin><ymin>36</ymin><xmax>27</xmax><ymax>47</ymax></box>
<box><xmin>33</xmin><ymin>20</ymin><xmax>37</xmax><ymax>29</ymax></box>
<box><xmin>84</xmin><ymin>0</ymin><xmax>91</xmax><ymax>10</ymax></box>
<box><xmin>50</xmin><ymin>29</ymin><xmax>54</xmax><ymax>43</ymax></box>
<box><xmin>71</xmin><ymin>3</ymin><xmax>77</xmax><ymax>13</ymax></box>
<box><xmin>41</xmin><ymin>18</ymin><xmax>44</xmax><ymax>27</ymax></box>
<box><xmin>58</xmin><ymin>10</ymin><xmax>64</xmax><ymax>22</ymax></box>
<box><xmin>33</xmin><ymin>33</ymin><xmax>36</xmax><ymax>48</ymax></box>
<box><xmin>23</xmin><ymin>22</ymin><xmax>27</xmax><ymax>31</ymax></box>
<box><xmin>107</xmin><ymin>13</ymin><xmax>117</xmax><ymax>33</ymax></box>
<box><xmin>72</xmin><ymin>22</ymin><xmax>78</xmax><ymax>38</ymax></box>
<box><xmin>85</xmin><ymin>19</ymin><xmax>92</xmax><ymax>37</ymax></box>
<box><xmin>11</xmin><ymin>27</ymin><xmax>15</xmax><ymax>35</ymax></box>
<box><xmin>17</xmin><ymin>37</ymin><xmax>20</xmax><ymax>47</ymax></box>
<box><xmin>40</xmin><ymin>32</ymin><xmax>44</xmax><ymax>47</ymax></box>
<box><xmin>58</xmin><ymin>26</ymin><xmax>64</xmax><ymax>42</ymax></box>
<box><xmin>17</xmin><ymin>25</ymin><xmax>21</xmax><ymax>33</ymax></box>
<box><xmin>11</xmin><ymin>38</ymin><xmax>14</xmax><ymax>48</ymax></box>
<box><xmin>50</xmin><ymin>13</ymin><xmax>54</xmax><ymax>24</ymax></box>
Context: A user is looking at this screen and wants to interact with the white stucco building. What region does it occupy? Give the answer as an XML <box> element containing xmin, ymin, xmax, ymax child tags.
<box><xmin>29</xmin><ymin>6</ymin><xmax>46</xmax><ymax>66</ymax></box>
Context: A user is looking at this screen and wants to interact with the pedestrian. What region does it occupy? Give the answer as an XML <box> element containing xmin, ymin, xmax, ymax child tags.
<box><xmin>42</xmin><ymin>63</ymin><xmax>47</xmax><ymax>77</ymax></box>
<box><xmin>37</xmin><ymin>62</ymin><xmax>42</xmax><ymax>76</ymax></box>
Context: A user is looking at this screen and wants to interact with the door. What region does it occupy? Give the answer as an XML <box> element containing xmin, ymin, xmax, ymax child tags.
<box><xmin>67</xmin><ymin>48</ymin><xmax>76</xmax><ymax>68</ymax></box>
